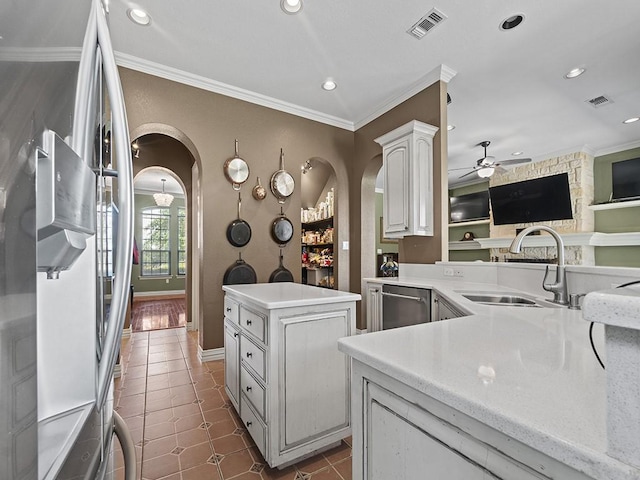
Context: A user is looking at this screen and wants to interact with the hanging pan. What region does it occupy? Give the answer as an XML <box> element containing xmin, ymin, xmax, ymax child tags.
<box><xmin>271</xmin><ymin>206</ymin><xmax>294</xmax><ymax>246</ymax></box>
<box><xmin>223</xmin><ymin>253</ymin><xmax>257</xmax><ymax>285</ymax></box>
<box><xmin>270</xmin><ymin>148</ymin><xmax>295</xmax><ymax>204</ymax></box>
<box><xmin>269</xmin><ymin>249</ymin><xmax>294</xmax><ymax>283</ymax></box>
<box><xmin>227</xmin><ymin>191</ymin><xmax>252</xmax><ymax>247</ymax></box>
<box><xmin>223</xmin><ymin>139</ymin><xmax>250</xmax><ymax>190</ymax></box>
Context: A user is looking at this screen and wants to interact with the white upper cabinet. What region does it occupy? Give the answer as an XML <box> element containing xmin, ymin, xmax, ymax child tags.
<box><xmin>375</xmin><ymin>120</ymin><xmax>439</xmax><ymax>238</ymax></box>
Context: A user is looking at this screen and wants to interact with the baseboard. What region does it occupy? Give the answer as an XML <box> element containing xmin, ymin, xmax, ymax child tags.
<box><xmin>198</xmin><ymin>345</ymin><xmax>224</xmax><ymax>363</ymax></box>
<box><xmin>121</xmin><ymin>327</ymin><xmax>132</xmax><ymax>339</ymax></box>
<box><xmin>186</xmin><ymin>321</ymin><xmax>194</xmax><ymax>331</ymax></box>
<box><xmin>133</xmin><ymin>290</ymin><xmax>185</xmax><ymax>302</ymax></box>
<box><xmin>356</xmin><ymin>328</ymin><xmax>367</xmax><ymax>335</ymax></box>
<box><xmin>113</xmin><ymin>363</ymin><xmax>121</xmax><ymax>379</ymax></box>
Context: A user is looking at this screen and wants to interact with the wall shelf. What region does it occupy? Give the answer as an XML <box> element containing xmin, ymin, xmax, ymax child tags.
<box><xmin>588</xmin><ymin>199</ymin><xmax>640</xmax><ymax>211</ymax></box>
<box><xmin>448</xmin><ymin>219</ymin><xmax>490</xmax><ymax>228</ymax></box>
<box><xmin>449</xmin><ymin>232</ymin><xmax>640</xmax><ymax>250</ymax></box>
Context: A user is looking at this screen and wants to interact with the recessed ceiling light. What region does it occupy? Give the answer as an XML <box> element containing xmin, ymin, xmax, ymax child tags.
<box><xmin>322</xmin><ymin>79</ymin><xmax>337</xmax><ymax>91</ymax></box>
<box><xmin>499</xmin><ymin>14</ymin><xmax>524</xmax><ymax>31</ymax></box>
<box><xmin>511</xmin><ymin>151</ymin><xmax>524</xmax><ymax>156</ymax></box>
<box><xmin>280</xmin><ymin>0</ymin><xmax>302</xmax><ymax>15</ymax></box>
<box><xmin>127</xmin><ymin>8</ymin><xmax>151</xmax><ymax>26</ymax></box>
<box><xmin>564</xmin><ymin>67</ymin><xmax>586</xmax><ymax>79</ymax></box>
<box><xmin>447</xmin><ymin>125</ymin><xmax>456</xmax><ymax>131</ymax></box>
<box><xmin>623</xmin><ymin>117</ymin><xmax>640</xmax><ymax>124</ymax></box>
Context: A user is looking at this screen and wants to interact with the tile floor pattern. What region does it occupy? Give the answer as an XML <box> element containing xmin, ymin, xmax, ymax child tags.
<box><xmin>114</xmin><ymin>327</ymin><xmax>353</xmax><ymax>479</ymax></box>
<box><xmin>131</xmin><ymin>298</ymin><xmax>187</xmax><ymax>332</ymax></box>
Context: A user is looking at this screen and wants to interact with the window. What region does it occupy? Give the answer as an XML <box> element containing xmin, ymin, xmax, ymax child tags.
<box><xmin>97</xmin><ymin>203</ymin><xmax>115</xmax><ymax>278</ymax></box>
<box><xmin>141</xmin><ymin>207</ymin><xmax>171</xmax><ymax>276</ymax></box>
<box><xmin>177</xmin><ymin>207</ymin><xmax>187</xmax><ymax>276</ymax></box>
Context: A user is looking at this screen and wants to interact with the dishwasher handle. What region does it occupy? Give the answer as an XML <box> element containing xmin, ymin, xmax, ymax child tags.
<box><xmin>381</xmin><ymin>291</ymin><xmax>428</xmax><ymax>303</ymax></box>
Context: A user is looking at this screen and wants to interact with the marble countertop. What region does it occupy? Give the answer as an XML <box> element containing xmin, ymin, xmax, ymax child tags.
<box><xmin>222</xmin><ymin>282</ymin><xmax>361</xmax><ymax>309</ymax></box>
<box><xmin>339</xmin><ymin>277</ymin><xmax>640</xmax><ymax>480</ymax></box>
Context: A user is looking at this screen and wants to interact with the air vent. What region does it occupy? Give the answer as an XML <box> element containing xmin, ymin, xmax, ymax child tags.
<box><xmin>586</xmin><ymin>95</ymin><xmax>613</xmax><ymax>108</ymax></box>
<box><xmin>408</xmin><ymin>8</ymin><xmax>447</xmax><ymax>39</ymax></box>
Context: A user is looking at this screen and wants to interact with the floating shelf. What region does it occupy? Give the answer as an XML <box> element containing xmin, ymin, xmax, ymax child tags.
<box><xmin>448</xmin><ymin>219</ymin><xmax>490</xmax><ymax>228</ymax></box>
<box><xmin>588</xmin><ymin>199</ymin><xmax>640</xmax><ymax>211</ymax></box>
<box><xmin>449</xmin><ymin>232</ymin><xmax>640</xmax><ymax>250</ymax></box>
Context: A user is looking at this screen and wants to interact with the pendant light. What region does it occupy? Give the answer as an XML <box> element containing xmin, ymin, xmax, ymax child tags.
<box><xmin>154</xmin><ymin>178</ymin><xmax>174</xmax><ymax>207</ymax></box>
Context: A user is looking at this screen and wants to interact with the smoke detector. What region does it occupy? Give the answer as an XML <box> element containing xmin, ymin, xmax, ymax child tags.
<box><xmin>408</xmin><ymin>8</ymin><xmax>447</xmax><ymax>39</ymax></box>
<box><xmin>586</xmin><ymin>95</ymin><xmax>613</xmax><ymax>108</ymax></box>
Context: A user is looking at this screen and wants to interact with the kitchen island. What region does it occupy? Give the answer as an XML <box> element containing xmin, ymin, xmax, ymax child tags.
<box><xmin>222</xmin><ymin>282</ymin><xmax>360</xmax><ymax>468</ymax></box>
<box><xmin>340</xmin><ymin>271</ymin><xmax>640</xmax><ymax>480</ymax></box>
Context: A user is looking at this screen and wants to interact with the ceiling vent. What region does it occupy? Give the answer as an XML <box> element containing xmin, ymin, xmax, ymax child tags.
<box><xmin>408</xmin><ymin>8</ymin><xmax>447</xmax><ymax>39</ymax></box>
<box><xmin>586</xmin><ymin>95</ymin><xmax>613</xmax><ymax>108</ymax></box>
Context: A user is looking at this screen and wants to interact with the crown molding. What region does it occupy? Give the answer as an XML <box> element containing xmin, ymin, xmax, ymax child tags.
<box><xmin>595</xmin><ymin>139</ymin><xmax>640</xmax><ymax>157</ymax></box>
<box><xmin>0</xmin><ymin>47</ymin><xmax>81</xmax><ymax>62</ymax></box>
<box><xmin>115</xmin><ymin>52</ymin><xmax>355</xmax><ymax>131</ymax></box>
<box><xmin>354</xmin><ymin>64</ymin><xmax>457</xmax><ymax>130</ymax></box>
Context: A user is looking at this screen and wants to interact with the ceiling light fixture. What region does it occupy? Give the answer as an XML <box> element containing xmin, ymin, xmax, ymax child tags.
<box><xmin>301</xmin><ymin>159</ymin><xmax>313</xmax><ymax>174</ymax></box>
<box><xmin>511</xmin><ymin>151</ymin><xmax>524</xmax><ymax>156</ymax></box>
<box><xmin>127</xmin><ymin>8</ymin><xmax>151</xmax><ymax>26</ymax></box>
<box><xmin>447</xmin><ymin>125</ymin><xmax>456</xmax><ymax>131</ymax></box>
<box><xmin>154</xmin><ymin>178</ymin><xmax>174</xmax><ymax>207</ymax></box>
<box><xmin>564</xmin><ymin>67</ymin><xmax>586</xmax><ymax>79</ymax></box>
<box><xmin>280</xmin><ymin>0</ymin><xmax>303</xmax><ymax>15</ymax></box>
<box><xmin>131</xmin><ymin>140</ymin><xmax>140</xmax><ymax>158</ymax></box>
<box><xmin>623</xmin><ymin>117</ymin><xmax>640</xmax><ymax>124</ymax></box>
<box><xmin>477</xmin><ymin>166</ymin><xmax>495</xmax><ymax>178</ymax></box>
<box><xmin>499</xmin><ymin>14</ymin><xmax>524</xmax><ymax>31</ymax></box>
<box><xmin>322</xmin><ymin>79</ymin><xmax>337</xmax><ymax>91</ymax></box>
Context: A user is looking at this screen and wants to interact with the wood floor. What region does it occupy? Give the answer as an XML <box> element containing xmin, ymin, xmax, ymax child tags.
<box><xmin>132</xmin><ymin>298</ymin><xmax>187</xmax><ymax>332</ymax></box>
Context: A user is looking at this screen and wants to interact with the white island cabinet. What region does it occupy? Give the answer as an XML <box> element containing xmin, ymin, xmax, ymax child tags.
<box><xmin>222</xmin><ymin>282</ymin><xmax>360</xmax><ymax>468</ymax></box>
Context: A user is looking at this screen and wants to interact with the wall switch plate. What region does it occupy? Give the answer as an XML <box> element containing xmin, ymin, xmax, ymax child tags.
<box><xmin>342</xmin><ymin>241</ymin><xmax>349</xmax><ymax>250</ymax></box>
<box><xmin>443</xmin><ymin>267</ymin><xmax>454</xmax><ymax>277</ymax></box>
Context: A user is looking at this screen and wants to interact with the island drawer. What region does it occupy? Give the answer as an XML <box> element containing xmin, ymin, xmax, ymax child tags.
<box><xmin>240</xmin><ymin>335</ymin><xmax>266</xmax><ymax>381</ymax></box>
<box><xmin>240</xmin><ymin>306</ymin><xmax>266</xmax><ymax>342</ymax></box>
<box><xmin>241</xmin><ymin>396</ymin><xmax>266</xmax><ymax>457</ymax></box>
<box><xmin>224</xmin><ymin>296</ymin><xmax>239</xmax><ymax>324</ymax></box>
<box><xmin>241</xmin><ymin>365</ymin><xmax>265</xmax><ymax>419</ymax></box>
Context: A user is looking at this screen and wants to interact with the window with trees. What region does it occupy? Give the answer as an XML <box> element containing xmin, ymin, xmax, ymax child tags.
<box><xmin>141</xmin><ymin>207</ymin><xmax>171</xmax><ymax>276</ymax></box>
<box><xmin>177</xmin><ymin>207</ymin><xmax>187</xmax><ymax>276</ymax></box>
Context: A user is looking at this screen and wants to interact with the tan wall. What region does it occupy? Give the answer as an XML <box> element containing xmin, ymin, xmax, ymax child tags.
<box><xmin>120</xmin><ymin>68</ymin><xmax>354</xmax><ymax>350</ymax></box>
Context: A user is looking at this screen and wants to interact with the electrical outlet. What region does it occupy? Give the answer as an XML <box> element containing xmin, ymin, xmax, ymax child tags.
<box><xmin>166</xmin><ymin>278</ymin><xmax>170</xmax><ymax>284</ymax></box>
<box><xmin>453</xmin><ymin>268</ymin><xmax>464</xmax><ymax>278</ymax></box>
<box><xmin>443</xmin><ymin>267</ymin><xmax>454</xmax><ymax>277</ymax></box>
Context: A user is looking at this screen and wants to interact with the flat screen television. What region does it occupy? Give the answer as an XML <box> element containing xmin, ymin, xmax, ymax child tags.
<box><xmin>612</xmin><ymin>157</ymin><xmax>640</xmax><ymax>201</ymax></box>
<box><xmin>489</xmin><ymin>173</ymin><xmax>573</xmax><ymax>225</ymax></box>
<box><xmin>449</xmin><ymin>191</ymin><xmax>490</xmax><ymax>223</ymax></box>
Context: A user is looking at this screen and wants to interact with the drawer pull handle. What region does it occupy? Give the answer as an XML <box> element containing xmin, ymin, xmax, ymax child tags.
<box><xmin>246</xmin><ymin>386</ymin><xmax>252</xmax><ymax>392</ymax></box>
<box><xmin>246</xmin><ymin>421</ymin><xmax>252</xmax><ymax>427</ymax></box>
<box><xmin>246</xmin><ymin>319</ymin><xmax>252</xmax><ymax>326</ymax></box>
<box><xmin>246</xmin><ymin>352</ymin><xmax>253</xmax><ymax>358</ymax></box>
<box><xmin>233</xmin><ymin>332</ymin><xmax>238</xmax><ymax>338</ymax></box>
<box><xmin>226</xmin><ymin>307</ymin><xmax>231</xmax><ymax>312</ymax></box>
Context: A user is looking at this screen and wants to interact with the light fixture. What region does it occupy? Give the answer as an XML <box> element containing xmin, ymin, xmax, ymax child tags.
<box><xmin>623</xmin><ymin>117</ymin><xmax>640</xmax><ymax>124</ymax></box>
<box><xmin>131</xmin><ymin>140</ymin><xmax>140</xmax><ymax>158</ymax></box>
<box><xmin>127</xmin><ymin>8</ymin><xmax>151</xmax><ymax>26</ymax></box>
<box><xmin>153</xmin><ymin>178</ymin><xmax>174</xmax><ymax>207</ymax></box>
<box><xmin>280</xmin><ymin>0</ymin><xmax>302</xmax><ymax>15</ymax></box>
<box><xmin>511</xmin><ymin>151</ymin><xmax>524</xmax><ymax>156</ymax></box>
<box><xmin>321</xmin><ymin>79</ymin><xmax>337</xmax><ymax>91</ymax></box>
<box><xmin>447</xmin><ymin>125</ymin><xmax>456</xmax><ymax>131</ymax></box>
<box><xmin>301</xmin><ymin>159</ymin><xmax>313</xmax><ymax>174</ymax></box>
<box><xmin>499</xmin><ymin>14</ymin><xmax>524</xmax><ymax>31</ymax></box>
<box><xmin>564</xmin><ymin>67</ymin><xmax>586</xmax><ymax>79</ymax></box>
<box><xmin>477</xmin><ymin>166</ymin><xmax>495</xmax><ymax>178</ymax></box>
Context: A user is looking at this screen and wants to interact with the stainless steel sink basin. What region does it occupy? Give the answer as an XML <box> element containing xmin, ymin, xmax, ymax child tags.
<box><xmin>456</xmin><ymin>291</ymin><xmax>561</xmax><ymax>308</ymax></box>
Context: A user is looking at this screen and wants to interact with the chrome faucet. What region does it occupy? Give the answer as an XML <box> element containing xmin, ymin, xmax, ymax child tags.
<box><xmin>509</xmin><ymin>226</ymin><xmax>569</xmax><ymax>305</ymax></box>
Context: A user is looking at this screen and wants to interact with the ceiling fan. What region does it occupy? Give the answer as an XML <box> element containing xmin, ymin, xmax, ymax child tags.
<box><xmin>452</xmin><ymin>141</ymin><xmax>532</xmax><ymax>179</ymax></box>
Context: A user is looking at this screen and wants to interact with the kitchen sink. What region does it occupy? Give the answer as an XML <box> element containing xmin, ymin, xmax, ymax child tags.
<box><xmin>456</xmin><ymin>291</ymin><xmax>561</xmax><ymax>308</ymax></box>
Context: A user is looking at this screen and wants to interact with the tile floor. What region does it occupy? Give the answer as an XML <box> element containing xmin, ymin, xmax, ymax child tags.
<box><xmin>131</xmin><ymin>298</ymin><xmax>187</xmax><ymax>332</ymax></box>
<box><xmin>114</xmin><ymin>327</ymin><xmax>353</xmax><ymax>479</ymax></box>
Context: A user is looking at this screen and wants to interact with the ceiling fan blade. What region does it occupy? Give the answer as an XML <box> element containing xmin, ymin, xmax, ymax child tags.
<box><xmin>448</xmin><ymin>166</ymin><xmax>474</xmax><ymax>172</ymax></box>
<box><xmin>496</xmin><ymin>157</ymin><xmax>532</xmax><ymax>166</ymax></box>
<box><xmin>458</xmin><ymin>169</ymin><xmax>478</xmax><ymax>179</ymax></box>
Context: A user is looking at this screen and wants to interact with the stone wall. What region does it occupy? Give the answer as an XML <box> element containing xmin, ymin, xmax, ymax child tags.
<box><xmin>490</xmin><ymin>151</ymin><xmax>595</xmax><ymax>265</ymax></box>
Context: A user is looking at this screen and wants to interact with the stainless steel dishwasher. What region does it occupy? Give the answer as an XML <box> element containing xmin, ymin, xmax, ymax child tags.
<box><xmin>381</xmin><ymin>284</ymin><xmax>431</xmax><ymax>330</ymax></box>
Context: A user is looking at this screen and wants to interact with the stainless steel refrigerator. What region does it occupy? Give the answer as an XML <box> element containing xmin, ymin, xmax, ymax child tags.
<box><xmin>0</xmin><ymin>1</ymin><xmax>136</xmax><ymax>478</ymax></box>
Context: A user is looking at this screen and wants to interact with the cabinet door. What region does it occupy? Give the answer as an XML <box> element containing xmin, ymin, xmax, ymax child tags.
<box><xmin>364</xmin><ymin>382</ymin><xmax>548</xmax><ymax>480</ymax></box>
<box><xmin>382</xmin><ymin>139</ymin><xmax>410</xmax><ymax>237</ymax></box>
<box><xmin>366</xmin><ymin>283</ymin><xmax>383</xmax><ymax>332</ymax></box>
<box><xmin>224</xmin><ymin>319</ymin><xmax>240</xmax><ymax>411</ymax></box>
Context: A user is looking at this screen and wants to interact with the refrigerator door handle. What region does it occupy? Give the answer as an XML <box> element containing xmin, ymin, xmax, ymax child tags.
<box><xmin>95</xmin><ymin>0</ymin><xmax>134</xmax><ymax>410</ymax></box>
<box><xmin>113</xmin><ymin>411</ymin><xmax>137</xmax><ymax>480</ymax></box>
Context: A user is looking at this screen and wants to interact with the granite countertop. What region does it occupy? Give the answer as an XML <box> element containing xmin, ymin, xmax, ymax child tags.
<box><xmin>222</xmin><ymin>282</ymin><xmax>361</xmax><ymax>309</ymax></box>
<box><xmin>339</xmin><ymin>277</ymin><xmax>640</xmax><ymax>480</ymax></box>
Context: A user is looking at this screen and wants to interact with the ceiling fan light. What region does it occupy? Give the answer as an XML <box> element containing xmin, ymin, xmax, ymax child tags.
<box><xmin>477</xmin><ymin>166</ymin><xmax>495</xmax><ymax>178</ymax></box>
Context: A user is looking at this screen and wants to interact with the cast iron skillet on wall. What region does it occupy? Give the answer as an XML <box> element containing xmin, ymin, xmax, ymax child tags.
<box><xmin>269</xmin><ymin>250</ymin><xmax>293</xmax><ymax>282</ymax></box>
<box><xmin>227</xmin><ymin>192</ymin><xmax>251</xmax><ymax>247</ymax></box>
<box><xmin>223</xmin><ymin>253</ymin><xmax>257</xmax><ymax>285</ymax></box>
<box><xmin>271</xmin><ymin>207</ymin><xmax>294</xmax><ymax>246</ymax></box>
